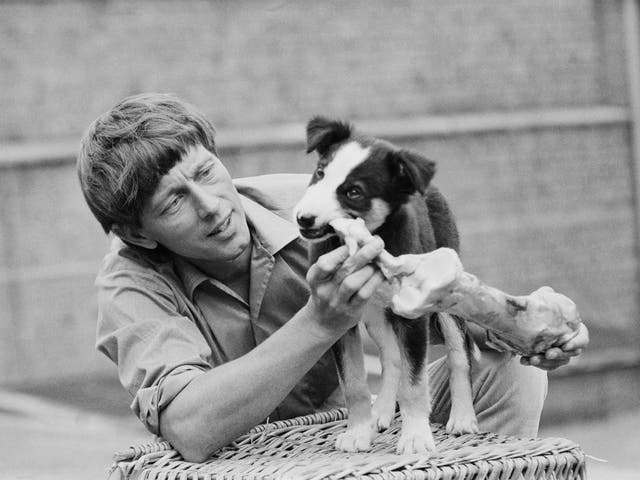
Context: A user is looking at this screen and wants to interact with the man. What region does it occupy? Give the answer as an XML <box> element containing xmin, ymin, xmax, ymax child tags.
<box><xmin>77</xmin><ymin>93</ymin><xmax>589</xmax><ymax>462</ymax></box>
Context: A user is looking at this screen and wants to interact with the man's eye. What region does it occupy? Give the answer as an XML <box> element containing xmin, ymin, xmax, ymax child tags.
<box><xmin>200</xmin><ymin>166</ymin><xmax>214</xmax><ymax>179</ymax></box>
<box><xmin>315</xmin><ymin>167</ymin><xmax>325</xmax><ymax>179</ymax></box>
<box><xmin>163</xmin><ymin>195</ymin><xmax>183</xmax><ymax>213</ymax></box>
<box><xmin>346</xmin><ymin>186</ymin><xmax>363</xmax><ymax>199</ymax></box>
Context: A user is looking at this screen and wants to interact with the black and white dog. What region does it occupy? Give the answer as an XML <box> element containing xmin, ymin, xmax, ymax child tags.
<box><xmin>294</xmin><ymin>117</ymin><xmax>479</xmax><ymax>455</ymax></box>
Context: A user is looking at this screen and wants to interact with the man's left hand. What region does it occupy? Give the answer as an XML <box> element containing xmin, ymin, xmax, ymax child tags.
<box><xmin>520</xmin><ymin>323</ymin><xmax>589</xmax><ymax>371</ymax></box>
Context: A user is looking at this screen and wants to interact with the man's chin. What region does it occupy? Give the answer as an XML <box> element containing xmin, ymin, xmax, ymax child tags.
<box><xmin>228</xmin><ymin>234</ymin><xmax>253</xmax><ymax>259</ymax></box>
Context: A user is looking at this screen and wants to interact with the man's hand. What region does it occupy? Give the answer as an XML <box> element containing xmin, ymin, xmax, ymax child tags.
<box><xmin>306</xmin><ymin>236</ymin><xmax>385</xmax><ymax>335</ymax></box>
<box><xmin>520</xmin><ymin>323</ymin><xmax>589</xmax><ymax>371</ymax></box>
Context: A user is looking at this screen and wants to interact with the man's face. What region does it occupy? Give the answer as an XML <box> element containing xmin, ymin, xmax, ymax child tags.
<box><xmin>138</xmin><ymin>144</ymin><xmax>251</xmax><ymax>269</ymax></box>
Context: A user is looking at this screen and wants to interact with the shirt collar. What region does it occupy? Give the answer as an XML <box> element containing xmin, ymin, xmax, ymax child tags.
<box><xmin>239</xmin><ymin>194</ymin><xmax>300</xmax><ymax>256</ymax></box>
<box><xmin>175</xmin><ymin>192</ymin><xmax>301</xmax><ymax>301</ymax></box>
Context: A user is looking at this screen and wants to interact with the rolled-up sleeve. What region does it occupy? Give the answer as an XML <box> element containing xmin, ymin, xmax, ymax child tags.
<box><xmin>96</xmin><ymin>268</ymin><xmax>212</xmax><ymax>435</ymax></box>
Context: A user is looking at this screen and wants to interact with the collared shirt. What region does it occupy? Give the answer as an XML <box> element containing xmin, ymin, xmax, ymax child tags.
<box><xmin>95</xmin><ymin>174</ymin><xmax>342</xmax><ymax>436</ymax></box>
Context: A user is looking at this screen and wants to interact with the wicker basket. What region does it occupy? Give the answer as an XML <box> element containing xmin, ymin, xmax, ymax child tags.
<box><xmin>109</xmin><ymin>408</ymin><xmax>586</xmax><ymax>480</ymax></box>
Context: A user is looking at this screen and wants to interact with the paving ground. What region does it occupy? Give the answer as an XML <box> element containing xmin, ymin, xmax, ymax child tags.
<box><xmin>540</xmin><ymin>407</ymin><xmax>640</xmax><ymax>480</ymax></box>
<box><xmin>1</xmin><ymin>387</ymin><xmax>638</xmax><ymax>480</ymax></box>
<box><xmin>0</xmin><ymin>390</ymin><xmax>149</xmax><ymax>480</ymax></box>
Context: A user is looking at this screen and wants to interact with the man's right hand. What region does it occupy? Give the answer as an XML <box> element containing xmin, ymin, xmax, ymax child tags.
<box><xmin>305</xmin><ymin>235</ymin><xmax>385</xmax><ymax>335</ymax></box>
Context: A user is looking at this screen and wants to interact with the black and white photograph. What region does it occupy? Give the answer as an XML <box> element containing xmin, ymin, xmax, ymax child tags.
<box><xmin>1</xmin><ymin>1</ymin><xmax>638</xmax><ymax>478</ymax></box>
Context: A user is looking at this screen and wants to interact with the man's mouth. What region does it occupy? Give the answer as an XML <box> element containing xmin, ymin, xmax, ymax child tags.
<box><xmin>208</xmin><ymin>214</ymin><xmax>232</xmax><ymax>236</ymax></box>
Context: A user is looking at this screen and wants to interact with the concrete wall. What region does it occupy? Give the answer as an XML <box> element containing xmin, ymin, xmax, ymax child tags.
<box><xmin>1</xmin><ymin>0</ymin><xmax>638</xmax><ymax>393</ymax></box>
<box><xmin>0</xmin><ymin>0</ymin><xmax>625</xmax><ymax>141</ymax></box>
<box><xmin>0</xmin><ymin>161</ymin><xmax>112</xmax><ymax>382</ymax></box>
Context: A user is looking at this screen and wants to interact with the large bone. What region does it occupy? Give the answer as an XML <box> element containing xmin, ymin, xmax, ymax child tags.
<box><xmin>329</xmin><ymin>218</ymin><xmax>582</xmax><ymax>356</ymax></box>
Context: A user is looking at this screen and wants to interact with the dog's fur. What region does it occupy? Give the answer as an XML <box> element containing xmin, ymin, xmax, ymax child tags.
<box><xmin>294</xmin><ymin>117</ymin><xmax>479</xmax><ymax>454</ymax></box>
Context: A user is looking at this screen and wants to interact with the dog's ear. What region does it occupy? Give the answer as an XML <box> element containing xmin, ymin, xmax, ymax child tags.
<box><xmin>389</xmin><ymin>150</ymin><xmax>436</xmax><ymax>195</ymax></box>
<box><xmin>306</xmin><ymin>116</ymin><xmax>352</xmax><ymax>155</ymax></box>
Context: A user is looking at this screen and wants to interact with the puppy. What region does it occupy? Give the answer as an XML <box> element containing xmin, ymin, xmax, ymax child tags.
<box><xmin>294</xmin><ymin>117</ymin><xmax>479</xmax><ymax>455</ymax></box>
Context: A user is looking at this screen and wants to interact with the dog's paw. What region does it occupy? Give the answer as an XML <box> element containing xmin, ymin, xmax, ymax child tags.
<box><xmin>395</xmin><ymin>430</ymin><xmax>437</xmax><ymax>455</ymax></box>
<box><xmin>446</xmin><ymin>414</ymin><xmax>479</xmax><ymax>436</ymax></box>
<box><xmin>335</xmin><ymin>424</ymin><xmax>373</xmax><ymax>452</ymax></box>
<box><xmin>372</xmin><ymin>409</ymin><xmax>394</xmax><ymax>432</ymax></box>
<box><xmin>371</xmin><ymin>400</ymin><xmax>395</xmax><ymax>432</ymax></box>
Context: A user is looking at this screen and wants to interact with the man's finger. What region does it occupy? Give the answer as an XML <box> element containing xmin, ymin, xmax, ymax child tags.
<box><xmin>544</xmin><ymin>347</ymin><xmax>564</xmax><ymax>360</ymax></box>
<box><xmin>561</xmin><ymin>323</ymin><xmax>589</xmax><ymax>352</ymax></box>
<box><xmin>538</xmin><ymin>358</ymin><xmax>571</xmax><ymax>371</ymax></box>
<box><xmin>336</xmin><ymin>236</ymin><xmax>384</xmax><ymax>281</ymax></box>
<box><xmin>522</xmin><ymin>350</ymin><xmax>574</xmax><ymax>370</ymax></box>
<box><xmin>351</xmin><ymin>270</ymin><xmax>385</xmax><ymax>304</ymax></box>
<box><xmin>546</xmin><ymin>347</ymin><xmax>581</xmax><ymax>360</ymax></box>
<box><xmin>306</xmin><ymin>246</ymin><xmax>350</xmax><ymax>283</ymax></box>
<box><xmin>335</xmin><ymin>265</ymin><xmax>378</xmax><ymax>302</ymax></box>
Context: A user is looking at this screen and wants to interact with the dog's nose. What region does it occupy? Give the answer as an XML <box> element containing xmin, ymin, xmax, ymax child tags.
<box><xmin>297</xmin><ymin>214</ymin><xmax>317</xmax><ymax>229</ymax></box>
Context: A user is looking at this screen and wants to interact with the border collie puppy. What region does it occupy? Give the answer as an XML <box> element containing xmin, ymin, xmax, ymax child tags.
<box><xmin>294</xmin><ymin>117</ymin><xmax>479</xmax><ymax>455</ymax></box>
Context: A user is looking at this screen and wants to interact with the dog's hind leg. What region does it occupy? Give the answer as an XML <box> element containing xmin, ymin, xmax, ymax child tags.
<box><xmin>333</xmin><ymin>326</ymin><xmax>374</xmax><ymax>452</ymax></box>
<box><xmin>392</xmin><ymin>316</ymin><xmax>437</xmax><ymax>455</ymax></box>
<box><xmin>364</xmin><ymin>316</ymin><xmax>400</xmax><ymax>432</ymax></box>
<box><xmin>439</xmin><ymin>313</ymin><xmax>479</xmax><ymax>435</ymax></box>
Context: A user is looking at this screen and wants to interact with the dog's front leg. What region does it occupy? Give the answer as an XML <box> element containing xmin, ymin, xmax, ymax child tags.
<box><xmin>364</xmin><ymin>316</ymin><xmax>400</xmax><ymax>432</ymax></box>
<box><xmin>333</xmin><ymin>326</ymin><xmax>374</xmax><ymax>452</ymax></box>
<box><xmin>438</xmin><ymin>313</ymin><xmax>479</xmax><ymax>435</ymax></box>
<box><xmin>392</xmin><ymin>317</ymin><xmax>437</xmax><ymax>455</ymax></box>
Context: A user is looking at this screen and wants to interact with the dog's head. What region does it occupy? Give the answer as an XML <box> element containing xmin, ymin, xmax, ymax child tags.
<box><xmin>294</xmin><ymin>116</ymin><xmax>436</xmax><ymax>240</ymax></box>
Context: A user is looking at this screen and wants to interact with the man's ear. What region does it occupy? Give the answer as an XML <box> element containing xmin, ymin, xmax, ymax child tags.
<box><xmin>111</xmin><ymin>224</ymin><xmax>158</xmax><ymax>249</ymax></box>
<box><xmin>388</xmin><ymin>150</ymin><xmax>436</xmax><ymax>195</ymax></box>
<box><xmin>306</xmin><ymin>116</ymin><xmax>352</xmax><ymax>155</ymax></box>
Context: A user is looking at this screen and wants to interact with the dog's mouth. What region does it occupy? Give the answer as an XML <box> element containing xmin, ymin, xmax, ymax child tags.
<box><xmin>299</xmin><ymin>225</ymin><xmax>335</xmax><ymax>240</ymax></box>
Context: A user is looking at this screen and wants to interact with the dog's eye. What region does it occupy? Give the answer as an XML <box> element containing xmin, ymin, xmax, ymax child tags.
<box><xmin>315</xmin><ymin>167</ymin><xmax>325</xmax><ymax>179</ymax></box>
<box><xmin>346</xmin><ymin>186</ymin><xmax>363</xmax><ymax>200</ymax></box>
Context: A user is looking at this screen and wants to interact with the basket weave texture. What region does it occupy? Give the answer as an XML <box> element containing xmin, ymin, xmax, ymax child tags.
<box><xmin>109</xmin><ymin>408</ymin><xmax>586</xmax><ymax>480</ymax></box>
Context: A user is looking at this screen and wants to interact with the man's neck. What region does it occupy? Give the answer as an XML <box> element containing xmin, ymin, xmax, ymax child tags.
<box><xmin>194</xmin><ymin>242</ymin><xmax>253</xmax><ymax>283</ymax></box>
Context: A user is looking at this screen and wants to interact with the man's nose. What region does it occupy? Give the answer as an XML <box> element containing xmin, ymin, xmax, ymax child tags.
<box><xmin>193</xmin><ymin>187</ymin><xmax>220</xmax><ymax>219</ymax></box>
<box><xmin>296</xmin><ymin>214</ymin><xmax>317</xmax><ymax>229</ymax></box>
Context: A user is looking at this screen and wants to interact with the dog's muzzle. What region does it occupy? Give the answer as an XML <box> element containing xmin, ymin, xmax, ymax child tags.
<box><xmin>296</xmin><ymin>214</ymin><xmax>334</xmax><ymax>239</ymax></box>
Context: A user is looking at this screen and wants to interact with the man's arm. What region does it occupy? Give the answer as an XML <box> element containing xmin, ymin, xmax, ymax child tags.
<box><xmin>159</xmin><ymin>303</ymin><xmax>346</xmax><ymax>461</ymax></box>
<box><xmin>160</xmin><ymin>237</ymin><xmax>385</xmax><ymax>462</ymax></box>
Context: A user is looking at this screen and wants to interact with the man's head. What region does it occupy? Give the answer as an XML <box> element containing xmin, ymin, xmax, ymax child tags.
<box><xmin>77</xmin><ymin>93</ymin><xmax>218</xmax><ymax>235</ymax></box>
<box><xmin>77</xmin><ymin>93</ymin><xmax>252</xmax><ymax>273</ymax></box>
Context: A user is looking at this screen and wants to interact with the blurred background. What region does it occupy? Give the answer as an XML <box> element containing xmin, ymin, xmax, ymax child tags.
<box><xmin>1</xmin><ymin>0</ymin><xmax>639</xmax><ymax>478</ymax></box>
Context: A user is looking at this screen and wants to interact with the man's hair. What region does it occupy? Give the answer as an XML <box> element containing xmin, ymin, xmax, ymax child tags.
<box><xmin>77</xmin><ymin>93</ymin><xmax>217</xmax><ymax>233</ymax></box>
